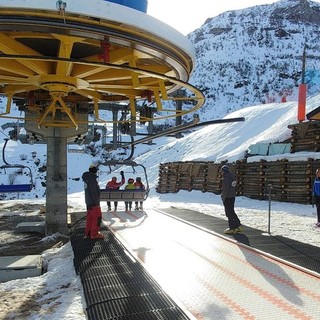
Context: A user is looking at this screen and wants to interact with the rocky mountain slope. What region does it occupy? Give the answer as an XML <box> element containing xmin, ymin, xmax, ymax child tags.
<box><xmin>188</xmin><ymin>0</ymin><xmax>320</xmax><ymax>121</ymax></box>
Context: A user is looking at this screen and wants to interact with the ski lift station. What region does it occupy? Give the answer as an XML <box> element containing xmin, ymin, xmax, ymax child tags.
<box><xmin>0</xmin><ymin>0</ymin><xmax>204</xmax><ymax>234</ymax></box>
<box><xmin>1</xmin><ymin>2</ymin><xmax>320</xmax><ymax>320</ymax></box>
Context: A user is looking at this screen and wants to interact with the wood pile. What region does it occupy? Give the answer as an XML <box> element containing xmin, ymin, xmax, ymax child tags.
<box><xmin>157</xmin><ymin>159</ymin><xmax>320</xmax><ymax>204</ymax></box>
<box><xmin>156</xmin><ymin>162</ymin><xmax>179</xmax><ymax>193</ymax></box>
<box><xmin>157</xmin><ymin>120</ymin><xmax>320</xmax><ymax>204</ymax></box>
<box><xmin>237</xmin><ymin>159</ymin><xmax>317</xmax><ymax>204</ymax></box>
<box><xmin>205</xmin><ymin>163</ymin><xmax>222</xmax><ymax>194</ymax></box>
<box><xmin>236</xmin><ymin>161</ymin><xmax>266</xmax><ymax>200</ymax></box>
<box><xmin>157</xmin><ymin>162</ymin><xmax>224</xmax><ymax>194</ymax></box>
<box><xmin>289</xmin><ymin>121</ymin><xmax>320</xmax><ymax>152</ymax></box>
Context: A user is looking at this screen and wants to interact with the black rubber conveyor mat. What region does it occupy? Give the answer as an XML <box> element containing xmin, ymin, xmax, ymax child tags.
<box><xmin>70</xmin><ymin>218</ymin><xmax>190</xmax><ymax>320</ymax></box>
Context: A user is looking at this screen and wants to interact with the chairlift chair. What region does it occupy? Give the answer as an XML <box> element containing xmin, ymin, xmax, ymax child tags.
<box><xmin>0</xmin><ymin>164</ymin><xmax>33</xmax><ymax>193</ymax></box>
<box><xmin>0</xmin><ymin>138</ymin><xmax>33</xmax><ymax>193</ymax></box>
<box><xmin>99</xmin><ymin>160</ymin><xmax>149</xmax><ymax>202</ymax></box>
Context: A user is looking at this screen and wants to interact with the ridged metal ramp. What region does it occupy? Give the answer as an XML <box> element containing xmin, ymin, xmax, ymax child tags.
<box><xmin>70</xmin><ymin>214</ymin><xmax>190</xmax><ymax>320</ymax></box>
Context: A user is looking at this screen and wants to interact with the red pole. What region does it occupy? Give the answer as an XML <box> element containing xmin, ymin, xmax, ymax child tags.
<box><xmin>298</xmin><ymin>83</ymin><xmax>306</xmax><ymax>122</ymax></box>
<box><xmin>298</xmin><ymin>46</ymin><xmax>307</xmax><ymax>122</ymax></box>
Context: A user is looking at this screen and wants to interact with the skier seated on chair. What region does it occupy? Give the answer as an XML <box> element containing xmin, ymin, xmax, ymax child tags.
<box><xmin>124</xmin><ymin>178</ymin><xmax>135</xmax><ymax>212</ymax></box>
<box><xmin>105</xmin><ymin>171</ymin><xmax>125</xmax><ymax>211</ymax></box>
<box><xmin>82</xmin><ymin>164</ymin><xmax>104</xmax><ymax>240</ymax></box>
<box><xmin>134</xmin><ymin>176</ymin><xmax>145</xmax><ymax>210</ymax></box>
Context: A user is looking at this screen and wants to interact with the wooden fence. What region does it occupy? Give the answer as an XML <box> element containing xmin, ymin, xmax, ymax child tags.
<box><xmin>157</xmin><ymin>159</ymin><xmax>320</xmax><ymax>204</ymax></box>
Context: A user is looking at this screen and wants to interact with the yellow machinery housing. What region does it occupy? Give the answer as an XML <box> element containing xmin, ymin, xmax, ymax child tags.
<box><xmin>0</xmin><ymin>1</ymin><xmax>205</xmax><ymax>132</ymax></box>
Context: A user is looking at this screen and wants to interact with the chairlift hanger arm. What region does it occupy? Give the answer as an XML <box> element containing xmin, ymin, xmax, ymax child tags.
<box><xmin>1</xmin><ymin>138</ymin><xmax>34</xmax><ymax>192</ymax></box>
<box><xmin>123</xmin><ymin>117</ymin><xmax>246</xmax><ymax>147</ymax></box>
<box><xmin>2</xmin><ymin>138</ymin><xmax>9</xmax><ymax>165</ymax></box>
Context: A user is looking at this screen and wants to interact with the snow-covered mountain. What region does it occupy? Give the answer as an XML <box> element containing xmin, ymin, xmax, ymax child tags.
<box><xmin>188</xmin><ymin>0</ymin><xmax>320</xmax><ymax>121</ymax></box>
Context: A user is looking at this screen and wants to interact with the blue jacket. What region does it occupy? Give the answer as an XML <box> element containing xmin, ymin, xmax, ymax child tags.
<box><xmin>313</xmin><ymin>177</ymin><xmax>320</xmax><ymax>196</ymax></box>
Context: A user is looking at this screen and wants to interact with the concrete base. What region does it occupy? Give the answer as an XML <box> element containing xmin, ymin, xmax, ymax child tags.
<box><xmin>15</xmin><ymin>221</ymin><xmax>45</xmax><ymax>234</ymax></box>
<box><xmin>0</xmin><ymin>255</ymin><xmax>43</xmax><ymax>282</ymax></box>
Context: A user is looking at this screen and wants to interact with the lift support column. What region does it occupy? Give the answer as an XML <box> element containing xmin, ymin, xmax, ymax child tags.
<box><xmin>46</xmin><ymin>130</ymin><xmax>68</xmax><ymax>235</ymax></box>
<box><xmin>24</xmin><ymin>112</ymin><xmax>88</xmax><ymax>235</ymax></box>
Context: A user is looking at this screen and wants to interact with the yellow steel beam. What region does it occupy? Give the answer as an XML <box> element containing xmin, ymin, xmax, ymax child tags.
<box><xmin>137</xmin><ymin>65</ymin><xmax>173</xmax><ymax>75</ymax></box>
<box><xmin>129</xmin><ymin>52</ymin><xmax>140</xmax><ymax>88</ymax></box>
<box><xmin>37</xmin><ymin>98</ymin><xmax>57</xmax><ymax>128</ymax></box>
<box><xmin>0</xmin><ymin>75</ymin><xmax>29</xmax><ymax>84</ymax></box>
<box><xmin>0</xmin><ymin>8</ymin><xmax>193</xmax><ymax>75</ymax></box>
<box><xmin>109</xmin><ymin>47</ymin><xmax>135</xmax><ymax>65</ymax></box>
<box><xmin>71</xmin><ymin>46</ymin><xmax>163</xmax><ymax>78</ymax></box>
<box><xmin>53</xmin><ymin>34</ymin><xmax>82</xmax><ymax>76</ymax></box>
<box><xmin>129</xmin><ymin>96</ymin><xmax>136</xmax><ymax>117</ymax></box>
<box><xmin>0</xmin><ymin>59</ymin><xmax>36</xmax><ymax>77</ymax></box>
<box><xmin>75</xmin><ymin>89</ymin><xmax>105</xmax><ymax>100</ymax></box>
<box><xmin>93</xmin><ymin>99</ymin><xmax>99</xmax><ymax>120</ymax></box>
<box><xmin>0</xmin><ymin>54</ymin><xmax>193</xmax><ymax>94</ymax></box>
<box><xmin>153</xmin><ymin>90</ymin><xmax>162</xmax><ymax>111</ymax></box>
<box><xmin>56</xmin><ymin>96</ymin><xmax>78</xmax><ymax>129</ymax></box>
<box><xmin>72</xmin><ymin>65</ymin><xmax>110</xmax><ymax>79</ymax></box>
<box><xmin>0</xmin><ymin>33</ymin><xmax>51</xmax><ymax>75</ymax></box>
<box><xmin>3</xmin><ymin>85</ymin><xmax>38</xmax><ymax>94</ymax></box>
<box><xmin>0</xmin><ymin>27</ymin><xmax>204</xmax><ymax>127</ymax></box>
<box><xmin>37</xmin><ymin>94</ymin><xmax>78</xmax><ymax>129</ymax></box>
<box><xmin>84</xmin><ymin>69</ymin><xmax>132</xmax><ymax>82</ymax></box>
<box><xmin>159</xmin><ymin>80</ymin><xmax>168</xmax><ymax>100</ymax></box>
<box><xmin>0</xmin><ymin>94</ymin><xmax>12</xmax><ymax>116</ymax></box>
<box><xmin>91</xmin><ymin>98</ymin><xmax>108</xmax><ymax>123</ymax></box>
<box><xmin>80</xmin><ymin>87</ymin><xmax>139</xmax><ymax>98</ymax></box>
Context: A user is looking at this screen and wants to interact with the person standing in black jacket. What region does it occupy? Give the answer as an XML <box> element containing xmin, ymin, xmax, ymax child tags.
<box><xmin>82</xmin><ymin>164</ymin><xmax>104</xmax><ymax>239</ymax></box>
<box><xmin>220</xmin><ymin>165</ymin><xmax>243</xmax><ymax>234</ymax></box>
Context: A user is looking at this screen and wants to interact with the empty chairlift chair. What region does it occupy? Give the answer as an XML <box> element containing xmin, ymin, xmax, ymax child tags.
<box><xmin>0</xmin><ymin>164</ymin><xmax>33</xmax><ymax>193</ymax></box>
<box><xmin>0</xmin><ymin>139</ymin><xmax>33</xmax><ymax>193</ymax></box>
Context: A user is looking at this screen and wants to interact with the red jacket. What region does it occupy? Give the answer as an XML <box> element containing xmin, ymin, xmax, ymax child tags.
<box><xmin>106</xmin><ymin>177</ymin><xmax>125</xmax><ymax>190</ymax></box>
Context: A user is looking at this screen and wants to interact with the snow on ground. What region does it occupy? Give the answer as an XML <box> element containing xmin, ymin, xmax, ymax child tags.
<box><xmin>0</xmin><ymin>235</ymin><xmax>86</xmax><ymax>320</ymax></box>
<box><xmin>1</xmin><ymin>94</ymin><xmax>320</xmax><ymax>318</ymax></box>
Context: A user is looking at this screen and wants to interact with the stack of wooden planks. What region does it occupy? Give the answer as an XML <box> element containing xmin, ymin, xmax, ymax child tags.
<box><xmin>157</xmin><ymin>159</ymin><xmax>320</xmax><ymax>204</ymax></box>
<box><xmin>289</xmin><ymin>121</ymin><xmax>320</xmax><ymax>153</ymax></box>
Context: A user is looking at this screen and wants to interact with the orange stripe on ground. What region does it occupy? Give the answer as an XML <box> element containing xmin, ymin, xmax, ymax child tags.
<box><xmin>197</xmin><ymin>275</ymin><xmax>255</xmax><ymax>320</ymax></box>
<box><xmin>181</xmin><ymin>243</ymin><xmax>313</xmax><ymax>320</ymax></box>
<box><xmin>213</xmin><ymin>245</ymin><xmax>320</xmax><ymax>303</ymax></box>
<box><xmin>213</xmin><ymin>234</ymin><xmax>320</xmax><ymax>280</ymax></box>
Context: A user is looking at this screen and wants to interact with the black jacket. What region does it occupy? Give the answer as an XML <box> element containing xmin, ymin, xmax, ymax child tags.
<box><xmin>82</xmin><ymin>171</ymin><xmax>100</xmax><ymax>208</ymax></box>
<box><xmin>221</xmin><ymin>171</ymin><xmax>237</xmax><ymax>202</ymax></box>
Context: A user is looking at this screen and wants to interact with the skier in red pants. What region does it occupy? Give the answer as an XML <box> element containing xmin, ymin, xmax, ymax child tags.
<box><xmin>82</xmin><ymin>164</ymin><xmax>104</xmax><ymax>239</ymax></box>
